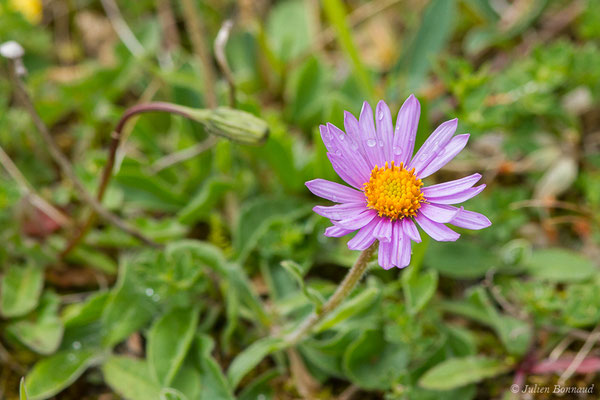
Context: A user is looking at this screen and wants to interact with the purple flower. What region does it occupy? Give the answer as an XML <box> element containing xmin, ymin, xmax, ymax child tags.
<box><xmin>306</xmin><ymin>95</ymin><xmax>491</xmax><ymax>269</ymax></box>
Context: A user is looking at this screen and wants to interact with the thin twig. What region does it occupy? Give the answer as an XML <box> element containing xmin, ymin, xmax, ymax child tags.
<box><xmin>0</xmin><ymin>144</ymin><xmax>71</xmax><ymax>227</ymax></box>
<box><xmin>484</xmin><ymin>269</ymin><xmax>528</xmax><ymax>319</ymax></box>
<box><xmin>338</xmin><ymin>384</ymin><xmax>360</xmax><ymax>400</ymax></box>
<box><xmin>287</xmin><ymin>348</ymin><xmax>320</xmax><ymax>399</ymax></box>
<box><xmin>181</xmin><ymin>0</ymin><xmax>218</xmax><ymax>108</ymax></box>
<box><xmin>100</xmin><ymin>0</ymin><xmax>145</xmax><ymax>57</ymax></box>
<box><xmin>151</xmin><ymin>136</ymin><xmax>218</xmax><ymax>173</ymax></box>
<box><xmin>156</xmin><ymin>0</ymin><xmax>180</xmax><ymax>53</ymax></box>
<box><xmin>549</xmin><ymin>335</ymin><xmax>574</xmax><ymax>361</ymax></box>
<box><xmin>214</xmin><ymin>19</ymin><xmax>236</xmax><ymax>107</ymax></box>
<box><xmin>6</xmin><ymin>59</ymin><xmax>159</xmax><ymax>249</ymax></box>
<box><xmin>558</xmin><ymin>323</ymin><xmax>600</xmax><ymax>385</ymax></box>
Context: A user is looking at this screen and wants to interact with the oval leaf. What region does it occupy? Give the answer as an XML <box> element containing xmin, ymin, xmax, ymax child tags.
<box><xmin>25</xmin><ymin>350</ymin><xmax>100</xmax><ymax>400</ymax></box>
<box><xmin>148</xmin><ymin>306</ymin><xmax>200</xmax><ymax>386</ymax></box>
<box><xmin>419</xmin><ymin>356</ymin><xmax>510</xmax><ymax>390</ymax></box>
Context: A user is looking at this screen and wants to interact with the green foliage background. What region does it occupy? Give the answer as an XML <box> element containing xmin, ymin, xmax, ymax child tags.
<box><xmin>1</xmin><ymin>0</ymin><xmax>599</xmax><ymax>399</ymax></box>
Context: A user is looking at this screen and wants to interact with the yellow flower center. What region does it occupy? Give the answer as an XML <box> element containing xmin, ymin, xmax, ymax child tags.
<box><xmin>363</xmin><ymin>161</ymin><xmax>424</xmax><ymax>220</ymax></box>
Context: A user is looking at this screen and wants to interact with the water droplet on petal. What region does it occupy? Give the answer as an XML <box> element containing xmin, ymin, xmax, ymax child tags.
<box><xmin>378</xmin><ymin>141</ymin><xmax>384</xmax><ymax>147</ymax></box>
<box><xmin>366</xmin><ymin>139</ymin><xmax>377</xmax><ymax>147</ymax></box>
<box><xmin>338</xmin><ymin>134</ymin><xmax>345</xmax><ymax>140</ymax></box>
<box><xmin>377</xmin><ymin>111</ymin><xmax>384</xmax><ymax>120</ymax></box>
<box><xmin>393</xmin><ymin>146</ymin><xmax>402</xmax><ymax>155</ymax></box>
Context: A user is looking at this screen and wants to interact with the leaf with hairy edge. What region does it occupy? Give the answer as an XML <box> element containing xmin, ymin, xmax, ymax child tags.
<box><xmin>103</xmin><ymin>356</ymin><xmax>161</xmax><ymax>400</ymax></box>
<box><xmin>419</xmin><ymin>356</ymin><xmax>510</xmax><ymax>390</ymax></box>
<box><xmin>227</xmin><ymin>337</ymin><xmax>286</xmax><ymax>389</ymax></box>
<box><xmin>1</xmin><ymin>264</ymin><xmax>43</xmax><ymax>318</ymax></box>
<box><xmin>147</xmin><ymin>306</ymin><xmax>200</xmax><ymax>386</ymax></box>
<box><xmin>25</xmin><ymin>350</ymin><xmax>101</xmax><ymax>400</ymax></box>
<box><xmin>195</xmin><ymin>335</ymin><xmax>235</xmax><ymax>400</ymax></box>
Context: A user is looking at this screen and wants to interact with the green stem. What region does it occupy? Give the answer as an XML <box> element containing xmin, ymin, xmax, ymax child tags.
<box><xmin>285</xmin><ymin>241</ymin><xmax>378</xmax><ymax>346</ymax></box>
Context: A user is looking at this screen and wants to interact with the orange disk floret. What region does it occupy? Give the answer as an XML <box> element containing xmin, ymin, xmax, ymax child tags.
<box><xmin>363</xmin><ymin>161</ymin><xmax>425</xmax><ymax>220</ymax></box>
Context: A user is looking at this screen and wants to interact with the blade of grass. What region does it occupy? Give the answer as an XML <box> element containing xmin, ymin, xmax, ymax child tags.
<box><xmin>322</xmin><ymin>0</ymin><xmax>374</xmax><ymax>98</ymax></box>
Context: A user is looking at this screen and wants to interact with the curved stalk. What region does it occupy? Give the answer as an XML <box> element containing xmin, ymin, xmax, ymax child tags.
<box><xmin>61</xmin><ymin>102</ymin><xmax>200</xmax><ymax>257</ymax></box>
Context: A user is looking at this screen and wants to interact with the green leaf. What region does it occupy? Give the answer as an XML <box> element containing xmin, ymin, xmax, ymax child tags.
<box><xmin>1</xmin><ymin>264</ymin><xmax>44</xmax><ymax>318</ymax></box>
<box><xmin>234</xmin><ymin>197</ymin><xmax>308</xmax><ymax>262</ymax></box>
<box><xmin>101</xmin><ymin>260</ymin><xmax>157</xmax><ymax>347</ymax></box>
<box><xmin>523</xmin><ymin>248</ymin><xmax>596</xmax><ymax>282</ymax></box>
<box><xmin>159</xmin><ymin>388</ymin><xmax>189</xmax><ymax>400</ymax></box>
<box><xmin>102</xmin><ymin>356</ymin><xmax>161</xmax><ymax>400</ymax></box>
<box><xmin>147</xmin><ymin>306</ymin><xmax>200</xmax><ymax>386</ymax></box>
<box><xmin>66</xmin><ymin>246</ymin><xmax>118</xmax><ymax>274</ymax></box>
<box><xmin>280</xmin><ymin>260</ymin><xmax>324</xmax><ymax>308</ymax></box>
<box><xmin>288</xmin><ymin>57</ymin><xmax>326</xmax><ymax>125</ymax></box>
<box><xmin>266</xmin><ymin>0</ymin><xmax>313</xmax><ymax>62</ymax></box>
<box><xmin>20</xmin><ymin>377</ymin><xmax>29</xmax><ymax>400</ymax></box>
<box><xmin>25</xmin><ymin>350</ymin><xmax>101</xmax><ymax>400</ymax></box>
<box><xmin>115</xmin><ymin>165</ymin><xmax>186</xmax><ymax>212</ymax></box>
<box><xmin>6</xmin><ymin>291</ymin><xmax>63</xmax><ymax>355</ymax></box>
<box><xmin>425</xmin><ymin>241</ymin><xmax>497</xmax><ymax>279</ymax></box>
<box><xmin>343</xmin><ymin>330</ymin><xmax>409</xmax><ymax>390</ymax></box>
<box><xmin>170</xmin><ymin>364</ymin><xmax>201</xmax><ymax>400</ymax></box>
<box><xmin>195</xmin><ymin>335</ymin><xmax>235</xmax><ymax>400</ymax></box>
<box><xmin>403</xmin><ymin>268</ymin><xmax>438</xmax><ymax>315</ymax></box>
<box><xmin>322</xmin><ymin>0</ymin><xmax>373</xmax><ymax>97</ymax></box>
<box><xmin>442</xmin><ymin>287</ymin><xmax>532</xmax><ymax>355</ymax></box>
<box><xmin>399</xmin><ymin>0</ymin><xmax>456</xmax><ymax>90</ymax></box>
<box><xmin>178</xmin><ymin>178</ymin><xmax>233</xmax><ymax>225</ymax></box>
<box><xmin>419</xmin><ymin>356</ymin><xmax>510</xmax><ymax>390</ymax></box>
<box><xmin>227</xmin><ymin>337</ymin><xmax>286</xmax><ymax>388</ymax></box>
<box><xmin>316</xmin><ymin>287</ymin><xmax>379</xmax><ymax>332</ymax></box>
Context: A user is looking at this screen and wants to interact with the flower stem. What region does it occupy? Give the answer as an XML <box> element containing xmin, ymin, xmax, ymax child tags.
<box><xmin>61</xmin><ymin>102</ymin><xmax>195</xmax><ymax>257</ymax></box>
<box><xmin>285</xmin><ymin>242</ymin><xmax>378</xmax><ymax>346</ymax></box>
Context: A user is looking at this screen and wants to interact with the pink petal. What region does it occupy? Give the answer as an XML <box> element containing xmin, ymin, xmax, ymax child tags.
<box><xmin>375</xmin><ymin>100</ymin><xmax>394</xmax><ymax>162</ymax></box>
<box><xmin>306</xmin><ymin>179</ymin><xmax>365</xmax><ymax>203</ymax></box>
<box><xmin>334</xmin><ymin>209</ymin><xmax>377</xmax><ymax>230</ymax></box>
<box><xmin>415</xmin><ymin>213</ymin><xmax>460</xmax><ymax>241</ymax></box>
<box><xmin>399</xmin><ymin>229</ymin><xmax>412</xmax><ymax>267</ymax></box>
<box><xmin>343</xmin><ymin>111</ymin><xmax>362</xmax><ymax>144</ymax></box>
<box><xmin>359</xmin><ymin>101</ymin><xmax>385</xmax><ymax>168</ymax></box>
<box><xmin>450</xmin><ymin>208</ymin><xmax>491</xmax><ymax>230</ymax></box>
<box><xmin>327</xmin><ymin>153</ymin><xmax>366</xmax><ymax>189</ymax></box>
<box><xmin>324</xmin><ymin>225</ymin><xmax>355</xmax><ymax>237</ymax></box>
<box><xmin>392</xmin><ymin>222</ymin><xmax>412</xmax><ymax>268</ymax></box>
<box><xmin>402</xmin><ymin>218</ymin><xmax>421</xmax><ymax>243</ymax></box>
<box><xmin>419</xmin><ymin>203</ymin><xmax>461</xmax><ymax>223</ymax></box>
<box><xmin>378</xmin><ymin>240</ymin><xmax>394</xmax><ymax>269</ymax></box>
<box><xmin>418</xmin><ymin>134</ymin><xmax>470</xmax><ymax>179</ymax></box>
<box><xmin>373</xmin><ymin>217</ymin><xmax>393</xmax><ymax>242</ymax></box>
<box><xmin>426</xmin><ymin>185</ymin><xmax>486</xmax><ymax>205</ymax></box>
<box><xmin>393</xmin><ymin>94</ymin><xmax>420</xmax><ymax>166</ymax></box>
<box><xmin>347</xmin><ymin>218</ymin><xmax>379</xmax><ymax>250</ymax></box>
<box><xmin>421</xmin><ymin>173</ymin><xmax>482</xmax><ymax>198</ymax></box>
<box><xmin>326</xmin><ymin>123</ymin><xmax>371</xmax><ymax>182</ymax></box>
<box><xmin>409</xmin><ymin>118</ymin><xmax>458</xmax><ymax>175</ymax></box>
<box><xmin>313</xmin><ymin>203</ymin><xmax>367</xmax><ymax>220</ymax></box>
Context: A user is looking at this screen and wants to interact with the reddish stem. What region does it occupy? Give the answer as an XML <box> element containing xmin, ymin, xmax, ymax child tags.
<box><xmin>61</xmin><ymin>102</ymin><xmax>195</xmax><ymax>257</ymax></box>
